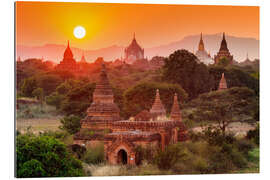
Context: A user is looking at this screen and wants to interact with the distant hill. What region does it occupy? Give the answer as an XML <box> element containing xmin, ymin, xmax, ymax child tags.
<box><xmin>16</xmin><ymin>33</ymin><xmax>259</xmax><ymax>63</ymax></box>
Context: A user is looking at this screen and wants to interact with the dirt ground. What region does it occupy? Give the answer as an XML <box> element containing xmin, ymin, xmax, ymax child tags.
<box><xmin>192</xmin><ymin>122</ymin><xmax>257</xmax><ymax>137</ymax></box>
<box><xmin>16</xmin><ymin>117</ymin><xmax>62</xmax><ymax>134</ymax></box>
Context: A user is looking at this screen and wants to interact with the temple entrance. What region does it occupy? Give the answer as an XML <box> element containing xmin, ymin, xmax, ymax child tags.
<box><xmin>117</xmin><ymin>149</ymin><xmax>128</xmax><ymax>164</ymax></box>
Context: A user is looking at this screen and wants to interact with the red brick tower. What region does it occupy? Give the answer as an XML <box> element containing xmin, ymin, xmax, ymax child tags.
<box><xmin>150</xmin><ymin>89</ymin><xmax>166</xmax><ymax>117</ymax></box>
<box><xmin>170</xmin><ymin>93</ymin><xmax>182</xmax><ymax>121</ymax></box>
<box><xmin>218</xmin><ymin>73</ymin><xmax>228</xmax><ymax>90</ymax></box>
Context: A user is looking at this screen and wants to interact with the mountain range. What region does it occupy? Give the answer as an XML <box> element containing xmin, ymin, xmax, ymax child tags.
<box><xmin>16</xmin><ymin>33</ymin><xmax>259</xmax><ymax>63</ymax></box>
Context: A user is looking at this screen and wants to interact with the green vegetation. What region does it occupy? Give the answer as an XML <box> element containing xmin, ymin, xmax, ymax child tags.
<box><xmin>188</xmin><ymin>87</ymin><xmax>258</xmax><ymax>134</ymax></box>
<box><xmin>123</xmin><ymin>82</ymin><xmax>187</xmax><ymax>118</ymax></box>
<box><xmin>60</xmin><ymin>115</ymin><xmax>81</xmax><ymax>134</ymax></box>
<box><xmin>16</xmin><ymin>133</ymin><xmax>83</xmax><ymax>178</ymax></box>
<box><xmin>162</xmin><ymin>49</ymin><xmax>214</xmax><ymax>99</ymax></box>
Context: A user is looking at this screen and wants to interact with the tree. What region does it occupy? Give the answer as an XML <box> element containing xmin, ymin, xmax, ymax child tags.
<box><xmin>162</xmin><ymin>49</ymin><xmax>214</xmax><ymax>99</ymax></box>
<box><xmin>217</xmin><ymin>57</ymin><xmax>231</xmax><ymax>67</ymax></box>
<box><xmin>60</xmin><ymin>83</ymin><xmax>95</xmax><ymax>116</ymax></box>
<box><xmin>60</xmin><ymin>115</ymin><xmax>81</xmax><ymax>134</ymax></box>
<box><xmin>123</xmin><ymin>82</ymin><xmax>187</xmax><ymax>118</ymax></box>
<box><xmin>191</xmin><ymin>87</ymin><xmax>258</xmax><ymax>135</ymax></box>
<box><xmin>35</xmin><ymin>74</ymin><xmax>62</xmax><ymax>96</ymax></box>
<box><xmin>21</xmin><ymin>77</ymin><xmax>37</xmax><ymax>97</ymax></box>
<box><xmin>32</xmin><ymin>88</ymin><xmax>44</xmax><ymax>105</ymax></box>
<box><xmin>16</xmin><ymin>134</ymin><xmax>83</xmax><ymax>177</ymax></box>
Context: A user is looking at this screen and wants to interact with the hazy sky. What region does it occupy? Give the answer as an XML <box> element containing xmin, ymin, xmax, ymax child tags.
<box><xmin>16</xmin><ymin>2</ymin><xmax>259</xmax><ymax>49</ymax></box>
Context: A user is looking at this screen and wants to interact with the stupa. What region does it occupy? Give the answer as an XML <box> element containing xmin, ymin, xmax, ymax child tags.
<box><xmin>218</xmin><ymin>73</ymin><xmax>228</xmax><ymax>90</ymax></box>
<box><xmin>149</xmin><ymin>89</ymin><xmax>166</xmax><ymax>117</ymax></box>
<box><xmin>170</xmin><ymin>93</ymin><xmax>182</xmax><ymax>121</ymax></box>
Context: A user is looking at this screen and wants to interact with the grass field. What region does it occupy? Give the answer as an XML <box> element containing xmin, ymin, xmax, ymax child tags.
<box><xmin>16</xmin><ymin>117</ymin><xmax>62</xmax><ymax>134</ymax></box>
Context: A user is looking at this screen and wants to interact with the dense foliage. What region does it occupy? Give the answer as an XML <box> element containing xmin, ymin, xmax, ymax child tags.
<box><xmin>123</xmin><ymin>82</ymin><xmax>187</xmax><ymax>118</ymax></box>
<box><xmin>16</xmin><ymin>134</ymin><xmax>83</xmax><ymax>178</ymax></box>
<box><xmin>162</xmin><ymin>49</ymin><xmax>214</xmax><ymax>99</ymax></box>
<box><xmin>188</xmin><ymin>87</ymin><xmax>258</xmax><ymax>134</ymax></box>
<box><xmin>60</xmin><ymin>115</ymin><xmax>81</xmax><ymax>134</ymax></box>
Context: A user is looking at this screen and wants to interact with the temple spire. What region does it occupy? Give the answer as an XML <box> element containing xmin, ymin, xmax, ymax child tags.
<box><xmin>150</xmin><ymin>89</ymin><xmax>166</xmax><ymax>117</ymax></box>
<box><xmin>170</xmin><ymin>93</ymin><xmax>182</xmax><ymax>121</ymax></box>
<box><xmin>218</xmin><ymin>73</ymin><xmax>228</xmax><ymax>90</ymax></box>
<box><xmin>68</xmin><ymin>40</ymin><xmax>70</xmax><ymax>48</ymax></box>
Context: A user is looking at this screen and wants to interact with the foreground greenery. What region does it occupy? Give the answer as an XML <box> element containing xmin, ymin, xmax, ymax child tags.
<box><xmin>16</xmin><ymin>133</ymin><xmax>83</xmax><ymax>178</ymax></box>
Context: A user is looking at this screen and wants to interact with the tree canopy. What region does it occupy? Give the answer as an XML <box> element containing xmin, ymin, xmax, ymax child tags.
<box><xmin>16</xmin><ymin>134</ymin><xmax>83</xmax><ymax>178</ymax></box>
<box><xmin>162</xmin><ymin>49</ymin><xmax>214</xmax><ymax>99</ymax></box>
<box><xmin>123</xmin><ymin>82</ymin><xmax>187</xmax><ymax>118</ymax></box>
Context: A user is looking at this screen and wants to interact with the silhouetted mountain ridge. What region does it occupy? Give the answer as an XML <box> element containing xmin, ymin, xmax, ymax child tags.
<box><xmin>16</xmin><ymin>33</ymin><xmax>259</xmax><ymax>63</ymax></box>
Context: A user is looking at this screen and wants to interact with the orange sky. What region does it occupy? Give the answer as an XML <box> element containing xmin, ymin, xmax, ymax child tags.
<box><xmin>16</xmin><ymin>2</ymin><xmax>259</xmax><ymax>49</ymax></box>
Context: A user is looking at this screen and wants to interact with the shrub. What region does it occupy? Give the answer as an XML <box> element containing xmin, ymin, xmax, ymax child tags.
<box><xmin>16</xmin><ymin>134</ymin><xmax>83</xmax><ymax>177</ymax></box>
<box><xmin>60</xmin><ymin>115</ymin><xmax>81</xmax><ymax>134</ymax></box>
<box><xmin>154</xmin><ymin>144</ymin><xmax>183</xmax><ymax>170</ymax></box>
<box><xmin>235</xmin><ymin>139</ymin><xmax>255</xmax><ymax>156</ymax></box>
<box><xmin>246</xmin><ymin>124</ymin><xmax>259</xmax><ymax>145</ymax></box>
<box><xmin>82</xmin><ymin>144</ymin><xmax>105</xmax><ymax>165</ymax></box>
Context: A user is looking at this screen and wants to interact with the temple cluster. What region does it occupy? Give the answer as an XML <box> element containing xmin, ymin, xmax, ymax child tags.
<box><xmin>73</xmin><ymin>64</ymin><xmax>188</xmax><ymax>165</ymax></box>
<box><xmin>195</xmin><ymin>32</ymin><xmax>234</xmax><ymax>65</ymax></box>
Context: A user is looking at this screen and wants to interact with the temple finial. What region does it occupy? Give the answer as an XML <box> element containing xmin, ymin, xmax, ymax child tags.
<box><xmin>223</xmin><ymin>32</ymin><xmax>225</xmax><ymax>40</ymax></box>
<box><xmin>133</xmin><ymin>32</ymin><xmax>135</xmax><ymax>39</ymax></box>
<box><xmin>200</xmin><ymin>32</ymin><xmax>202</xmax><ymax>40</ymax></box>
<box><xmin>67</xmin><ymin>40</ymin><xmax>70</xmax><ymax>47</ymax></box>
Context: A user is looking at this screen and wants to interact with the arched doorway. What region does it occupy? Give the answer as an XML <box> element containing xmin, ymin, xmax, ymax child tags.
<box><xmin>117</xmin><ymin>149</ymin><xmax>128</xmax><ymax>164</ymax></box>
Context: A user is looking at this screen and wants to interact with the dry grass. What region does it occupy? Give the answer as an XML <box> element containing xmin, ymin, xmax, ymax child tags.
<box><xmin>83</xmin><ymin>162</ymin><xmax>173</xmax><ymax>176</ymax></box>
<box><xmin>192</xmin><ymin>122</ymin><xmax>257</xmax><ymax>137</ymax></box>
<box><xmin>16</xmin><ymin>117</ymin><xmax>62</xmax><ymax>134</ymax></box>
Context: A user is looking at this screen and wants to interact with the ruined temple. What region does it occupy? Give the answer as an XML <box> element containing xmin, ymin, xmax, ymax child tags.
<box><xmin>74</xmin><ymin>64</ymin><xmax>188</xmax><ymax>165</ymax></box>
<box><xmin>218</xmin><ymin>73</ymin><xmax>228</xmax><ymax>90</ymax></box>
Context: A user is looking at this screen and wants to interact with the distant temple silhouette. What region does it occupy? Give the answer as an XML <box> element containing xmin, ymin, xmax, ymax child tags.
<box><xmin>124</xmin><ymin>33</ymin><xmax>144</xmax><ymax>64</ymax></box>
<box><xmin>56</xmin><ymin>41</ymin><xmax>79</xmax><ymax>71</ymax></box>
<box><xmin>214</xmin><ymin>33</ymin><xmax>233</xmax><ymax>65</ymax></box>
<box><xmin>195</xmin><ymin>33</ymin><xmax>213</xmax><ymax>65</ymax></box>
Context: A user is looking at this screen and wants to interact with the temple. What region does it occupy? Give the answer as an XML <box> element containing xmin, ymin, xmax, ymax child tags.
<box><xmin>74</xmin><ymin>64</ymin><xmax>188</xmax><ymax>165</ymax></box>
<box><xmin>195</xmin><ymin>33</ymin><xmax>213</xmax><ymax>65</ymax></box>
<box><xmin>56</xmin><ymin>41</ymin><xmax>79</xmax><ymax>71</ymax></box>
<box><xmin>124</xmin><ymin>33</ymin><xmax>144</xmax><ymax>64</ymax></box>
<box><xmin>218</xmin><ymin>73</ymin><xmax>228</xmax><ymax>90</ymax></box>
<box><xmin>214</xmin><ymin>33</ymin><xmax>233</xmax><ymax>65</ymax></box>
<box><xmin>149</xmin><ymin>89</ymin><xmax>166</xmax><ymax>118</ymax></box>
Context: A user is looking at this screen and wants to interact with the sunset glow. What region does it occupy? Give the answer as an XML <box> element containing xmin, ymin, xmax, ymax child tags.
<box><xmin>74</xmin><ymin>26</ymin><xmax>86</xmax><ymax>39</ymax></box>
<box><xmin>16</xmin><ymin>2</ymin><xmax>259</xmax><ymax>50</ymax></box>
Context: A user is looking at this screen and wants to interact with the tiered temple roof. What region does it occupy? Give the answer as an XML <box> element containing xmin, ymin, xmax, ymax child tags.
<box><xmin>218</xmin><ymin>73</ymin><xmax>228</xmax><ymax>90</ymax></box>
<box><xmin>82</xmin><ymin>64</ymin><xmax>120</xmax><ymax>124</ymax></box>
<box><xmin>214</xmin><ymin>33</ymin><xmax>233</xmax><ymax>64</ymax></box>
<box><xmin>57</xmin><ymin>41</ymin><xmax>78</xmax><ymax>71</ymax></box>
<box><xmin>170</xmin><ymin>93</ymin><xmax>182</xmax><ymax>121</ymax></box>
<box><xmin>149</xmin><ymin>89</ymin><xmax>166</xmax><ymax>117</ymax></box>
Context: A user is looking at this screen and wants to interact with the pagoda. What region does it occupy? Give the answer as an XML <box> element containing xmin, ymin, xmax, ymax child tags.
<box><xmin>218</xmin><ymin>73</ymin><xmax>228</xmax><ymax>90</ymax></box>
<box><xmin>57</xmin><ymin>41</ymin><xmax>78</xmax><ymax>71</ymax></box>
<box><xmin>150</xmin><ymin>89</ymin><xmax>166</xmax><ymax>117</ymax></box>
<box><xmin>80</xmin><ymin>63</ymin><xmax>120</xmax><ymax>130</ymax></box>
<box><xmin>124</xmin><ymin>33</ymin><xmax>144</xmax><ymax>64</ymax></box>
<box><xmin>195</xmin><ymin>33</ymin><xmax>213</xmax><ymax>65</ymax></box>
<box><xmin>214</xmin><ymin>33</ymin><xmax>233</xmax><ymax>64</ymax></box>
<box><xmin>170</xmin><ymin>93</ymin><xmax>182</xmax><ymax>121</ymax></box>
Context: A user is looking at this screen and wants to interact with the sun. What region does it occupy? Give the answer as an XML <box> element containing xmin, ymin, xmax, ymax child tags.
<box><xmin>73</xmin><ymin>26</ymin><xmax>86</xmax><ymax>39</ymax></box>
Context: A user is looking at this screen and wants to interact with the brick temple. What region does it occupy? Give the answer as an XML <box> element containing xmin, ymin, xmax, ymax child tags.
<box><xmin>74</xmin><ymin>64</ymin><xmax>188</xmax><ymax>165</ymax></box>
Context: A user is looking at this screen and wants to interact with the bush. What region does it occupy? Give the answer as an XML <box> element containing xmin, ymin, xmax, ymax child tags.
<box><xmin>60</xmin><ymin>115</ymin><xmax>81</xmax><ymax>134</ymax></box>
<box><xmin>16</xmin><ymin>134</ymin><xmax>83</xmax><ymax>177</ymax></box>
<box><xmin>154</xmin><ymin>144</ymin><xmax>182</xmax><ymax>170</ymax></box>
<box><xmin>82</xmin><ymin>144</ymin><xmax>105</xmax><ymax>165</ymax></box>
<box><xmin>235</xmin><ymin>139</ymin><xmax>255</xmax><ymax>156</ymax></box>
<box><xmin>246</xmin><ymin>124</ymin><xmax>259</xmax><ymax>145</ymax></box>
